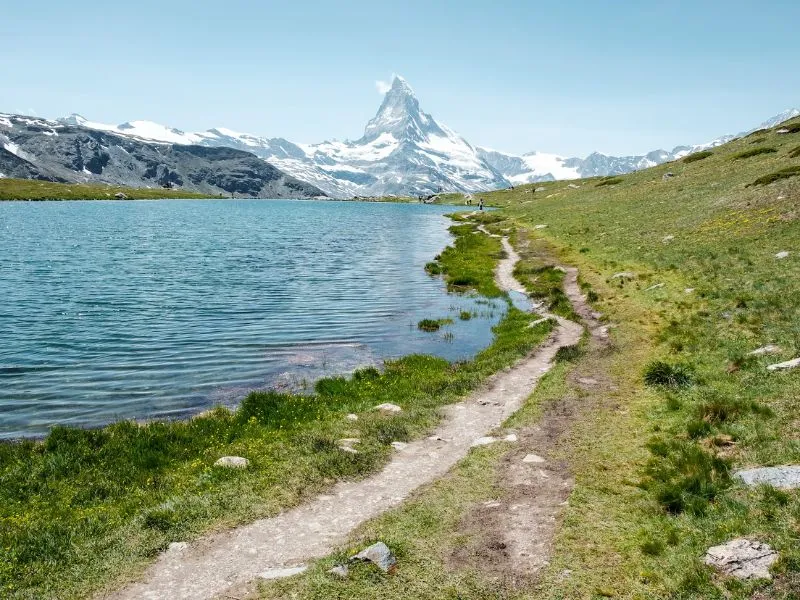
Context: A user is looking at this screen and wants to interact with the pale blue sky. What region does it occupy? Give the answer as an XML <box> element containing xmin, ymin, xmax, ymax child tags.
<box><xmin>2</xmin><ymin>0</ymin><xmax>798</xmax><ymax>156</ymax></box>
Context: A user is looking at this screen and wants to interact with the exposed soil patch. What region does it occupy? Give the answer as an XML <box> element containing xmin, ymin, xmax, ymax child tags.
<box><xmin>449</xmin><ymin>243</ymin><xmax>617</xmax><ymax>587</ymax></box>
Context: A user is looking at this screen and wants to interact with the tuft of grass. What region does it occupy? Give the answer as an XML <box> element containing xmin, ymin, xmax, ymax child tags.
<box><xmin>788</xmin><ymin>145</ymin><xmax>800</xmax><ymax>158</ymax></box>
<box><xmin>747</xmin><ymin>165</ymin><xmax>800</xmax><ymax>186</ymax></box>
<box><xmin>682</xmin><ymin>150</ymin><xmax>713</xmax><ymax>163</ymax></box>
<box><xmin>731</xmin><ymin>147</ymin><xmax>777</xmax><ymax>160</ymax></box>
<box><xmin>417</xmin><ymin>318</ymin><xmax>453</xmax><ymax>332</ymax></box>
<box><xmin>643</xmin><ymin>360</ymin><xmax>693</xmax><ymax>388</ymax></box>
<box><xmin>555</xmin><ymin>344</ymin><xmax>584</xmax><ymax>362</ymax></box>
<box><xmin>641</xmin><ymin>439</ymin><xmax>732</xmax><ymax>514</ymax></box>
<box><xmin>596</xmin><ymin>176</ymin><xmax>623</xmax><ymax>187</ymax></box>
<box><xmin>458</xmin><ymin>311</ymin><xmax>473</xmax><ymax>321</ymax></box>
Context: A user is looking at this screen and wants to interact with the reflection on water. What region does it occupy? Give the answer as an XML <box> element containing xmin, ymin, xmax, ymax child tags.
<box><xmin>0</xmin><ymin>199</ymin><xmax>506</xmax><ymax>438</ymax></box>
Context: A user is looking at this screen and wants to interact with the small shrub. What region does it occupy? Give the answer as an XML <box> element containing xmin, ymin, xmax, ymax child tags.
<box><xmin>731</xmin><ymin>147</ymin><xmax>777</xmax><ymax>160</ymax></box>
<box><xmin>587</xmin><ymin>290</ymin><xmax>599</xmax><ymax>303</ymax></box>
<box><xmin>424</xmin><ymin>261</ymin><xmax>442</xmax><ymax>275</ymax></box>
<box><xmin>640</xmin><ymin>539</ymin><xmax>665</xmax><ymax>556</ymax></box>
<box><xmin>643</xmin><ymin>361</ymin><xmax>693</xmax><ymax>388</ymax></box>
<box><xmin>683</xmin><ymin>150</ymin><xmax>713</xmax><ymax>163</ymax></box>
<box><xmin>747</xmin><ymin>165</ymin><xmax>800</xmax><ymax>186</ymax></box>
<box><xmin>459</xmin><ymin>311</ymin><xmax>473</xmax><ymax>321</ymax></box>
<box><xmin>555</xmin><ymin>344</ymin><xmax>583</xmax><ymax>362</ymax></box>
<box><xmin>417</xmin><ymin>318</ymin><xmax>452</xmax><ymax>332</ymax></box>
<box><xmin>641</xmin><ymin>439</ymin><xmax>732</xmax><ymax>514</ymax></box>
<box><xmin>596</xmin><ymin>177</ymin><xmax>623</xmax><ymax>187</ymax></box>
<box><xmin>418</xmin><ymin>319</ymin><xmax>441</xmax><ymax>332</ymax></box>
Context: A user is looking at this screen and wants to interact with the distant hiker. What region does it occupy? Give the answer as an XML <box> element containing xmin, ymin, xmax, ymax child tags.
<box><xmin>478</xmin><ymin>198</ymin><xmax>484</xmax><ymax>211</ymax></box>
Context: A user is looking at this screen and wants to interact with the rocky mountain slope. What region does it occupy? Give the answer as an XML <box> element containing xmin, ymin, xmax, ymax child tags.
<box><xmin>8</xmin><ymin>84</ymin><xmax>798</xmax><ymax>197</ymax></box>
<box><xmin>479</xmin><ymin>108</ymin><xmax>800</xmax><ymax>184</ymax></box>
<box><xmin>0</xmin><ymin>114</ymin><xmax>325</xmax><ymax>198</ymax></box>
<box><xmin>52</xmin><ymin>78</ymin><xmax>511</xmax><ymax>198</ymax></box>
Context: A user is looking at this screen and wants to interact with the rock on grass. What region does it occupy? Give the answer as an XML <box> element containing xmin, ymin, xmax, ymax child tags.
<box><xmin>350</xmin><ymin>542</ymin><xmax>397</xmax><ymax>573</ymax></box>
<box><xmin>214</xmin><ymin>456</ymin><xmax>249</xmax><ymax>469</ymax></box>
<box><xmin>704</xmin><ymin>539</ymin><xmax>778</xmax><ymax>580</ymax></box>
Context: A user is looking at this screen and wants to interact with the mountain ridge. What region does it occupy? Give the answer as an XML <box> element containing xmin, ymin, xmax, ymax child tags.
<box><xmin>6</xmin><ymin>80</ymin><xmax>799</xmax><ymax>197</ymax></box>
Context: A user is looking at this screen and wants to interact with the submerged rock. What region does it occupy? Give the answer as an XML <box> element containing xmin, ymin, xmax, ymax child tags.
<box><xmin>214</xmin><ymin>456</ymin><xmax>249</xmax><ymax>469</ymax></box>
<box><xmin>704</xmin><ymin>539</ymin><xmax>777</xmax><ymax>580</ymax></box>
<box><xmin>350</xmin><ymin>541</ymin><xmax>397</xmax><ymax>573</ymax></box>
<box><xmin>735</xmin><ymin>466</ymin><xmax>800</xmax><ymax>489</ymax></box>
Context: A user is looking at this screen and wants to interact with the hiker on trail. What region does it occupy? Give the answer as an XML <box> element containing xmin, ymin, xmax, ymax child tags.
<box><xmin>478</xmin><ymin>198</ymin><xmax>484</xmax><ymax>211</ymax></box>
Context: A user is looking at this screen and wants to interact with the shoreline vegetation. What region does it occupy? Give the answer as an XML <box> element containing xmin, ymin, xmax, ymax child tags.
<box><xmin>258</xmin><ymin>117</ymin><xmax>800</xmax><ymax>599</ymax></box>
<box><xmin>0</xmin><ymin>219</ymin><xmax>553</xmax><ymax>599</ymax></box>
<box><xmin>0</xmin><ymin>178</ymin><xmax>215</xmax><ymax>201</ymax></box>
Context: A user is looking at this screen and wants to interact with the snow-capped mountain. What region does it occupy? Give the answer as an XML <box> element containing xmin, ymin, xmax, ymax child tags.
<box><xmin>479</xmin><ymin>108</ymin><xmax>800</xmax><ymax>184</ymax></box>
<box><xmin>57</xmin><ymin>78</ymin><xmax>509</xmax><ymax>197</ymax></box>
<box><xmin>50</xmin><ymin>89</ymin><xmax>800</xmax><ymax>194</ymax></box>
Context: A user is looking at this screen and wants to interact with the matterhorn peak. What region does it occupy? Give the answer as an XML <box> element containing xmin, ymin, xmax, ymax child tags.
<box><xmin>362</xmin><ymin>76</ymin><xmax>445</xmax><ymax>143</ymax></box>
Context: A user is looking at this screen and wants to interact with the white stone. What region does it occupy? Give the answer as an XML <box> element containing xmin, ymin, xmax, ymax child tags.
<box><xmin>390</xmin><ymin>441</ymin><xmax>408</xmax><ymax>451</ymax></box>
<box><xmin>735</xmin><ymin>466</ymin><xmax>800</xmax><ymax>489</ymax></box>
<box><xmin>373</xmin><ymin>403</ymin><xmax>402</xmax><ymax>413</ymax></box>
<box><xmin>534</xmin><ymin>224</ymin><xmax>548</xmax><ymax>229</ymax></box>
<box><xmin>704</xmin><ymin>539</ymin><xmax>777</xmax><ymax>580</ymax></box>
<box><xmin>662</xmin><ymin>235</ymin><xmax>675</xmax><ymax>243</ymax></box>
<box><xmin>767</xmin><ymin>357</ymin><xmax>800</xmax><ymax>371</ymax></box>
<box><xmin>345</xmin><ymin>413</ymin><xmax>359</xmax><ymax>421</ymax></box>
<box><xmin>328</xmin><ymin>564</ymin><xmax>349</xmax><ymax>578</ymax></box>
<box><xmin>775</xmin><ymin>251</ymin><xmax>790</xmax><ymax>259</ymax></box>
<box><xmin>611</xmin><ymin>272</ymin><xmax>635</xmax><ymax>279</ymax></box>
<box><xmin>522</xmin><ymin>453</ymin><xmax>546</xmax><ymax>464</ymax></box>
<box><xmin>748</xmin><ymin>344</ymin><xmax>782</xmax><ymax>356</ymax></box>
<box><xmin>471</xmin><ymin>436</ymin><xmax>497</xmax><ymax>447</ymax></box>
<box><xmin>567</xmin><ymin>183</ymin><xmax>580</xmax><ymax>189</ymax></box>
<box><xmin>645</xmin><ymin>283</ymin><xmax>665</xmax><ymax>291</ymax></box>
<box><xmin>684</xmin><ymin>288</ymin><xmax>695</xmax><ymax>293</ymax></box>
<box><xmin>504</xmin><ymin>433</ymin><xmax>518</xmax><ymax>442</ymax></box>
<box><xmin>167</xmin><ymin>542</ymin><xmax>188</xmax><ymax>553</ymax></box>
<box><xmin>214</xmin><ymin>456</ymin><xmax>249</xmax><ymax>469</ymax></box>
<box><xmin>259</xmin><ymin>565</ymin><xmax>308</xmax><ymax>580</ymax></box>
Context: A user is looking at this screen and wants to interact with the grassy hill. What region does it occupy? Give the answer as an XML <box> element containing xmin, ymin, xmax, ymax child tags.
<box><xmin>0</xmin><ymin>178</ymin><xmax>215</xmax><ymax>200</ymax></box>
<box><xmin>259</xmin><ymin>118</ymin><xmax>800</xmax><ymax>599</ymax></box>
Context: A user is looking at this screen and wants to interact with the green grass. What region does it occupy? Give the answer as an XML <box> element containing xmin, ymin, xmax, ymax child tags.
<box><xmin>417</xmin><ymin>318</ymin><xmax>453</xmax><ymax>332</ymax></box>
<box><xmin>731</xmin><ymin>146</ymin><xmax>778</xmax><ymax>160</ymax></box>
<box><xmin>788</xmin><ymin>145</ymin><xmax>800</xmax><ymax>159</ymax></box>
<box><xmin>0</xmin><ymin>222</ymin><xmax>553</xmax><ymax>599</ymax></box>
<box><xmin>747</xmin><ymin>165</ymin><xmax>800</xmax><ymax>186</ymax></box>
<box><xmin>266</xmin><ymin>116</ymin><xmax>800</xmax><ymax>600</ymax></box>
<box><xmin>596</xmin><ymin>176</ymin><xmax>624</xmax><ymax>187</ymax></box>
<box><xmin>682</xmin><ymin>150</ymin><xmax>713</xmax><ymax>163</ymax></box>
<box><xmin>425</xmin><ymin>222</ymin><xmax>505</xmax><ymax>297</ymax></box>
<box><xmin>0</xmin><ymin>178</ymin><xmax>213</xmax><ymax>200</ymax></box>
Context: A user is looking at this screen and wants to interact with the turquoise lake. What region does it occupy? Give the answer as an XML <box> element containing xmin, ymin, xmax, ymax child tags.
<box><xmin>0</xmin><ymin>199</ymin><xmax>505</xmax><ymax>439</ymax></box>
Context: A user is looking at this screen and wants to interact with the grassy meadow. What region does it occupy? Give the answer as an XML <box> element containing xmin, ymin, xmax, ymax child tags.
<box><xmin>259</xmin><ymin>118</ymin><xmax>800</xmax><ymax>599</ymax></box>
<box><xmin>0</xmin><ymin>222</ymin><xmax>553</xmax><ymax>599</ymax></box>
<box><xmin>0</xmin><ymin>178</ymin><xmax>213</xmax><ymax>200</ymax></box>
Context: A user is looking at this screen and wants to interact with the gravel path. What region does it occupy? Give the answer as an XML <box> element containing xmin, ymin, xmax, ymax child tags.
<box><xmin>108</xmin><ymin>233</ymin><xmax>584</xmax><ymax>600</ymax></box>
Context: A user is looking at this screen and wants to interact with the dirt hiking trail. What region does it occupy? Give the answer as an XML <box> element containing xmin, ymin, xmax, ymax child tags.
<box><xmin>109</xmin><ymin>232</ymin><xmax>585</xmax><ymax>600</ymax></box>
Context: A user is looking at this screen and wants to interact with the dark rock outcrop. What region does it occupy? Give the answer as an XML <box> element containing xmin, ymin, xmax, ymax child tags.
<box><xmin>0</xmin><ymin>114</ymin><xmax>325</xmax><ymax>198</ymax></box>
